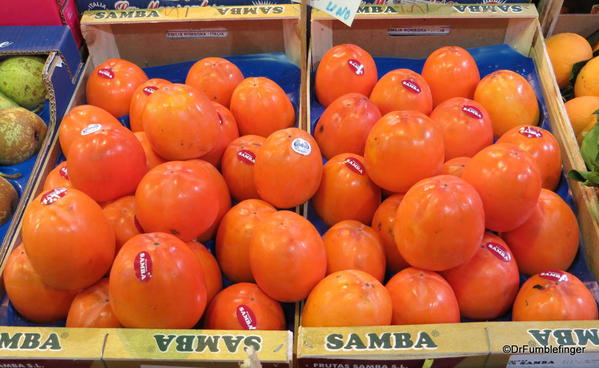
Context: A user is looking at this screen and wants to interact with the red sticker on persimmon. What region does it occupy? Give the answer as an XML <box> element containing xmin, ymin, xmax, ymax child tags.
<box><xmin>401</xmin><ymin>80</ymin><xmax>421</xmax><ymax>94</ymax></box>
<box><xmin>134</xmin><ymin>251</ymin><xmax>152</xmax><ymax>282</ymax></box>
<box><xmin>462</xmin><ymin>105</ymin><xmax>483</xmax><ymax>119</ymax></box>
<box><xmin>97</xmin><ymin>68</ymin><xmax>114</xmax><ymax>79</ymax></box>
<box><xmin>344</xmin><ymin>157</ymin><xmax>365</xmax><ymax>175</ymax></box>
<box><xmin>237</xmin><ymin>150</ymin><xmax>256</xmax><ymax>165</ymax></box>
<box><xmin>540</xmin><ymin>270</ymin><xmax>568</xmax><ymax>283</ymax></box>
<box><xmin>486</xmin><ymin>242</ymin><xmax>511</xmax><ymax>262</ymax></box>
<box><xmin>519</xmin><ymin>126</ymin><xmax>543</xmax><ymax>138</ymax></box>
<box><xmin>59</xmin><ymin>166</ymin><xmax>69</xmax><ymax>180</ymax></box>
<box><xmin>40</xmin><ymin>188</ymin><xmax>67</xmax><ymax>205</ymax></box>
<box><xmin>236</xmin><ymin>305</ymin><xmax>257</xmax><ymax>330</ymax></box>
<box><xmin>143</xmin><ymin>86</ymin><xmax>158</xmax><ymax>96</ymax></box>
<box><xmin>347</xmin><ymin>59</ymin><xmax>365</xmax><ymax>76</ymax></box>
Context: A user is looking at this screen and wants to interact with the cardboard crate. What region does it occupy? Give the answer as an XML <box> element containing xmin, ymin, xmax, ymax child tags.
<box><xmin>299</xmin><ymin>4</ymin><xmax>599</xmax><ymax>367</ymax></box>
<box><xmin>0</xmin><ymin>26</ymin><xmax>83</xmax><ymax>271</ymax></box>
<box><xmin>539</xmin><ymin>0</ymin><xmax>599</xmax><ymax>37</ymax></box>
<box><xmin>0</xmin><ymin>4</ymin><xmax>305</xmax><ymax>367</ymax></box>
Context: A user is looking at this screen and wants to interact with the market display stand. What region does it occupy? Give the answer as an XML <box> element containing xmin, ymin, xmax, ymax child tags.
<box><xmin>299</xmin><ymin>4</ymin><xmax>599</xmax><ymax>368</ymax></box>
<box><xmin>0</xmin><ymin>4</ymin><xmax>304</xmax><ymax>367</ymax></box>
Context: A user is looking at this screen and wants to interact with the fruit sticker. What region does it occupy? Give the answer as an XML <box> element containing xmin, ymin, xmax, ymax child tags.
<box><xmin>401</xmin><ymin>80</ymin><xmax>422</xmax><ymax>94</ymax></box>
<box><xmin>540</xmin><ymin>270</ymin><xmax>569</xmax><ymax>283</ymax></box>
<box><xmin>486</xmin><ymin>242</ymin><xmax>511</xmax><ymax>262</ymax></box>
<box><xmin>462</xmin><ymin>105</ymin><xmax>484</xmax><ymax>119</ymax></box>
<box><xmin>97</xmin><ymin>68</ymin><xmax>115</xmax><ymax>80</ymax></box>
<box><xmin>142</xmin><ymin>86</ymin><xmax>158</xmax><ymax>96</ymax></box>
<box><xmin>347</xmin><ymin>59</ymin><xmax>365</xmax><ymax>76</ymax></box>
<box><xmin>291</xmin><ymin>138</ymin><xmax>312</xmax><ymax>156</ymax></box>
<box><xmin>519</xmin><ymin>126</ymin><xmax>543</xmax><ymax>138</ymax></box>
<box><xmin>236</xmin><ymin>304</ymin><xmax>257</xmax><ymax>330</ymax></box>
<box><xmin>134</xmin><ymin>251</ymin><xmax>153</xmax><ymax>282</ymax></box>
<box><xmin>237</xmin><ymin>149</ymin><xmax>256</xmax><ymax>165</ymax></box>
<box><xmin>81</xmin><ymin>123</ymin><xmax>102</xmax><ymax>136</ymax></box>
<box><xmin>344</xmin><ymin>157</ymin><xmax>365</xmax><ymax>175</ymax></box>
<box><xmin>59</xmin><ymin>166</ymin><xmax>69</xmax><ymax>180</ymax></box>
<box><xmin>40</xmin><ymin>187</ymin><xmax>67</xmax><ymax>205</ymax></box>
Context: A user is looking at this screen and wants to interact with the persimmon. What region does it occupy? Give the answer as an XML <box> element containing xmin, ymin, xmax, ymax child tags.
<box><xmin>221</xmin><ymin>135</ymin><xmax>265</xmax><ymax>201</ymax></box>
<box><xmin>185</xmin><ymin>57</ymin><xmax>244</xmax><ymax>107</ymax></box>
<box><xmin>371</xmin><ymin>194</ymin><xmax>409</xmax><ymax>274</ymax></box>
<box><xmin>370</xmin><ymin>69</ymin><xmax>433</xmax><ymax>115</ymax></box>
<box><xmin>129</xmin><ymin>78</ymin><xmax>171</xmax><ymax>132</ymax></box>
<box><xmin>66</xmin><ymin>278</ymin><xmax>121</xmax><ymax>328</ymax></box>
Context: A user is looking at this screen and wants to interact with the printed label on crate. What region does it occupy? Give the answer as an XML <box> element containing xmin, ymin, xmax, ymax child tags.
<box><xmin>388</xmin><ymin>25</ymin><xmax>450</xmax><ymax>36</ymax></box>
<box><xmin>166</xmin><ymin>28</ymin><xmax>228</xmax><ymax>39</ymax></box>
<box><xmin>0</xmin><ymin>327</ymin><xmax>105</xmax><ymax>359</ymax></box>
<box><xmin>527</xmin><ymin>328</ymin><xmax>599</xmax><ymax>347</ymax></box>
<box><xmin>82</xmin><ymin>4</ymin><xmax>297</xmax><ymax>24</ymax></box>
<box><xmin>452</xmin><ymin>4</ymin><xmax>524</xmax><ymax>13</ymax></box>
<box><xmin>508</xmin><ymin>353</ymin><xmax>599</xmax><ymax>367</ymax></box>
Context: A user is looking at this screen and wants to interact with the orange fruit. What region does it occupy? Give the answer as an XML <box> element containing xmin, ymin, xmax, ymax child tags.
<box><xmin>230</xmin><ymin>77</ymin><xmax>295</xmax><ymax>137</ymax></box>
<box><xmin>185</xmin><ymin>57</ymin><xmax>244</xmax><ymax>107</ymax></box>
<box><xmin>134</xmin><ymin>131</ymin><xmax>166</xmax><ymax>170</ymax></box>
<box><xmin>386</xmin><ymin>267</ymin><xmax>460</xmax><ymax>325</ymax></box>
<box><xmin>394</xmin><ymin>175</ymin><xmax>485</xmax><ymax>271</ymax></box>
<box><xmin>312</xmin><ymin>153</ymin><xmax>381</xmax><ymax>226</ymax></box>
<box><xmin>513</xmin><ymin>270</ymin><xmax>598</xmax><ymax>321</ymax></box>
<box><xmin>440</xmin><ymin>156</ymin><xmax>471</xmax><ymax>177</ymax></box>
<box><xmin>254</xmin><ymin>128</ymin><xmax>322</xmax><ymax>208</ymax></box>
<box><xmin>216</xmin><ymin>199</ymin><xmax>276</xmax><ymax>283</ymax></box>
<box><xmin>323</xmin><ymin>220</ymin><xmax>386</xmax><ymax>282</ymax></box>
<box><xmin>497</xmin><ymin>125</ymin><xmax>562</xmax><ymax>190</ymax></box>
<box><xmin>315</xmin><ymin>44</ymin><xmax>378</xmax><ymax>107</ymax></box>
<box><xmin>187</xmin><ymin>240</ymin><xmax>222</xmax><ymax>303</ymax></box>
<box><xmin>4</xmin><ymin>244</ymin><xmax>77</xmax><ymax>323</ymax></box>
<box><xmin>371</xmin><ymin>194</ymin><xmax>409</xmax><ymax>274</ymax></box>
<box><xmin>369</xmin><ymin>69</ymin><xmax>433</xmax><ymax>115</ymax></box>
<box><xmin>250</xmin><ymin>210</ymin><xmax>326</xmax><ymax>302</ymax></box>
<box><xmin>42</xmin><ymin>162</ymin><xmax>72</xmax><ymax>191</ymax></box>
<box><xmin>221</xmin><ymin>135</ymin><xmax>265</xmax><ymax>201</ymax></box>
<box><xmin>302</xmin><ymin>270</ymin><xmax>392</xmax><ymax>327</ymax></box>
<box><xmin>474</xmin><ymin>70</ymin><xmax>540</xmax><ymax>138</ymax></box>
<box><xmin>575</xmin><ymin>56</ymin><xmax>599</xmax><ymax>97</ymax></box>
<box><xmin>462</xmin><ymin>143</ymin><xmax>542</xmax><ymax>232</ymax></box>
<box><xmin>501</xmin><ymin>189</ymin><xmax>579</xmax><ymax>276</ymax></box>
<box><xmin>313</xmin><ymin>93</ymin><xmax>381</xmax><ymax>160</ymax></box>
<box><xmin>66</xmin><ymin>278</ymin><xmax>121</xmax><ymax>328</ymax></box>
<box><xmin>200</xmin><ymin>102</ymin><xmax>239</xmax><ymax>168</ymax></box>
<box><xmin>564</xmin><ymin>96</ymin><xmax>599</xmax><ymax>138</ymax></box>
<box><xmin>86</xmin><ymin>58</ymin><xmax>148</xmax><ymax>117</ymax></box>
<box><xmin>429</xmin><ymin>97</ymin><xmax>493</xmax><ymax>159</ymax></box>
<box><xmin>129</xmin><ymin>78</ymin><xmax>171</xmax><ymax>132</ymax></box>
<box><xmin>422</xmin><ymin>46</ymin><xmax>480</xmax><ymax>106</ymax></box>
<box><xmin>364</xmin><ymin>110</ymin><xmax>444</xmax><ymax>193</ymax></box>
<box><xmin>102</xmin><ymin>195</ymin><xmax>142</xmax><ymax>252</ymax></box>
<box><xmin>546</xmin><ymin>33</ymin><xmax>593</xmax><ymax>88</ymax></box>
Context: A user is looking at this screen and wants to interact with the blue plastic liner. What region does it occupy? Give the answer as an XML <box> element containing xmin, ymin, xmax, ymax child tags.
<box><xmin>0</xmin><ymin>52</ymin><xmax>300</xmax><ymax>331</ymax></box>
<box><xmin>308</xmin><ymin>44</ymin><xmax>598</xmax><ymax>322</ymax></box>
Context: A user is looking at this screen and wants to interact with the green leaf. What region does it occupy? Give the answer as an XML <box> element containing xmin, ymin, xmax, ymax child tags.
<box><xmin>569</xmin><ymin>57</ymin><xmax>592</xmax><ymax>88</ymax></box>
<box><xmin>580</xmin><ymin>121</ymin><xmax>599</xmax><ymax>171</ymax></box>
<box><xmin>568</xmin><ymin>169</ymin><xmax>599</xmax><ymax>186</ymax></box>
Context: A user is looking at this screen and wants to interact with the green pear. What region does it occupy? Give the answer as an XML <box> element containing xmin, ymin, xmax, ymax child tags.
<box><xmin>0</xmin><ymin>176</ymin><xmax>18</xmax><ymax>226</ymax></box>
<box><xmin>0</xmin><ymin>91</ymin><xmax>17</xmax><ymax>109</ymax></box>
<box><xmin>0</xmin><ymin>107</ymin><xmax>47</xmax><ymax>165</ymax></box>
<box><xmin>0</xmin><ymin>56</ymin><xmax>47</xmax><ymax>110</ymax></box>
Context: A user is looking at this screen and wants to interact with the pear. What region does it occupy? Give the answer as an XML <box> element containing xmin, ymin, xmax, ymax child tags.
<box><xmin>0</xmin><ymin>107</ymin><xmax>47</xmax><ymax>165</ymax></box>
<box><xmin>0</xmin><ymin>176</ymin><xmax>18</xmax><ymax>226</ymax></box>
<box><xmin>0</xmin><ymin>56</ymin><xmax>46</xmax><ymax>110</ymax></box>
<box><xmin>0</xmin><ymin>91</ymin><xmax>17</xmax><ymax>109</ymax></box>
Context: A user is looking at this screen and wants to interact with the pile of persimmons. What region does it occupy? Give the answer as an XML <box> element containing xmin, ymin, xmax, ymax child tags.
<box><xmin>3</xmin><ymin>44</ymin><xmax>597</xmax><ymax>331</ymax></box>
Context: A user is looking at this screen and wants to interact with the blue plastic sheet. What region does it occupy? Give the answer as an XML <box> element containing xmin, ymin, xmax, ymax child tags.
<box><xmin>308</xmin><ymin>44</ymin><xmax>598</xmax><ymax>322</ymax></box>
<box><xmin>0</xmin><ymin>52</ymin><xmax>300</xmax><ymax>330</ymax></box>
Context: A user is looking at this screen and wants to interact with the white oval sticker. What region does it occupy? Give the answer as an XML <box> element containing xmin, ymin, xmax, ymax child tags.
<box><xmin>291</xmin><ymin>138</ymin><xmax>311</xmax><ymax>156</ymax></box>
<box><xmin>81</xmin><ymin>123</ymin><xmax>102</xmax><ymax>136</ymax></box>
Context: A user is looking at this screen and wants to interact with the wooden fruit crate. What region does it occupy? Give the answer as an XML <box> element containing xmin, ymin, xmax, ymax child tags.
<box><xmin>539</xmin><ymin>0</ymin><xmax>599</xmax><ymax>37</ymax></box>
<box><xmin>0</xmin><ymin>4</ymin><xmax>305</xmax><ymax>367</ymax></box>
<box><xmin>299</xmin><ymin>4</ymin><xmax>599</xmax><ymax>367</ymax></box>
